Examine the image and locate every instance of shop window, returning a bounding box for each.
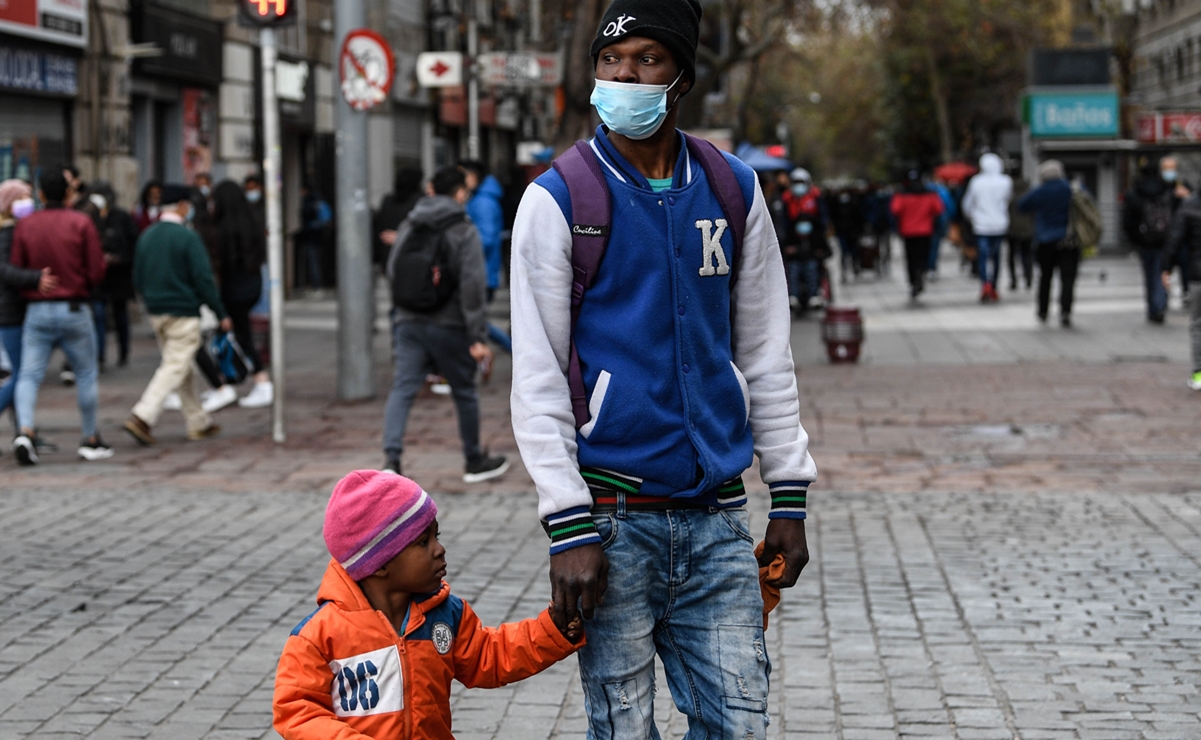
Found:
[0,95,67,182]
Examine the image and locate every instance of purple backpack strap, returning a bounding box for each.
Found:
[683,133,748,289]
[552,140,612,429]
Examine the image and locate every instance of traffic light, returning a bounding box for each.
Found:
[239,0,297,27]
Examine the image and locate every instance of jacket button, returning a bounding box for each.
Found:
[678,305,685,315]
[683,363,690,373]
[668,196,676,206]
[675,248,680,257]
[657,200,663,206]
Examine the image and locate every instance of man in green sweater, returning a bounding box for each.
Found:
[123,185,230,445]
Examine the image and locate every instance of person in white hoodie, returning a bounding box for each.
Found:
[961,152,1013,302]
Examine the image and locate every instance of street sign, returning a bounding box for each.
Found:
[1025,90,1119,138]
[476,52,561,87]
[416,51,463,87]
[339,29,394,111]
[1137,112,1201,144]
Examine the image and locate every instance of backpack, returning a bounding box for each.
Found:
[390,214,464,313]
[551,134,748,429]
[1066,188,1103,252]
[1138,193,1172,245]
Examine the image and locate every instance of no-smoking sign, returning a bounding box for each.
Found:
[340,29,395,111]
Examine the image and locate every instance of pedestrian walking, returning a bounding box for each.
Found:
[1008,176,1036,291]
[272,470,582,740]
[382,166,508,482]
[1164,187,1201,389]
[890,170,945,299]
[89,182,139,370]
[122,185,228,446]
[1123,157,1179,324]
[961,152,1013,302]
[1018,159,1077,327]
[461,160,513,352]
[829,186,863,281]
[510,1,816,735]
[243,173,266,236]
[927,176,955,278]
[200,181,273,412]
[0,179,58,449]
[8,168,111,464]
[372,167,423,272]
[133,180,162,234]
[780,167,828,312]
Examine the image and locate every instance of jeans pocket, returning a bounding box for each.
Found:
[717,624,769,713]
[719,508,754,545]
[593,514,618,550]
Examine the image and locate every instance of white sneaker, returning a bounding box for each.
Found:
[431,383,451,396]
[162,392,182,411]
[201,384,238,413]
[238,381,274,408]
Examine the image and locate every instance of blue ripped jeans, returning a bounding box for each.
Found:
[579,503,770,739]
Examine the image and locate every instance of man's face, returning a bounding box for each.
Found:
[195,174,211,189]
[463,170,480,193]
[375,521,447,595]
[595,36,686,91]
[453,185,469,206]
[1161,157,1178,179]
[147,186,161,206]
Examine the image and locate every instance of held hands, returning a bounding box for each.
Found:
[758,518,809,589]
[549,544,608,642]
[37,268,58,295]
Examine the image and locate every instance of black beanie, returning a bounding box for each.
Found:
[590,0,703,83]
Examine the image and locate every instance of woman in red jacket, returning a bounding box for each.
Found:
[890,170,945,299]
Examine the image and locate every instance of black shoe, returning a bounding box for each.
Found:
[1149,313,1165,325]
[13,435,37,466]
[383,457,402,475]
[463,453,509,483]
[60,367,75,386]
[32,434,58,453]
[78,434,114,461]
[1060,315,1072,328]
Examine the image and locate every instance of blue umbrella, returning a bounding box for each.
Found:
[734,142,792,172]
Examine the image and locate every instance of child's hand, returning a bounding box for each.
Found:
[564,614,584,644]
[551,601,585,643]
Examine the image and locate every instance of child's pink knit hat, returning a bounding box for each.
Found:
[323,470,438,581]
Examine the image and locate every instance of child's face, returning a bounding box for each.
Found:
[379,520,447,594]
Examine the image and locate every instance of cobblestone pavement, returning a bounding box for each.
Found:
[1,249,1200,739]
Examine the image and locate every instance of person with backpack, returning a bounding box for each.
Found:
[381,166,508,483]
[1123,157,1181,324]
[1163,183,1201,390]
[1018,160,1077,327]
[509,1,816,735]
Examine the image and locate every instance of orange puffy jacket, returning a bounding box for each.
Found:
[273,559,579,739]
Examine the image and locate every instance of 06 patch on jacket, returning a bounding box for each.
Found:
[272,560,579,740]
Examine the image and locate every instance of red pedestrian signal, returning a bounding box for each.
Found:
[239,0,296,26]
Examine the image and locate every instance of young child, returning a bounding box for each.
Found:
[273,470,583,739]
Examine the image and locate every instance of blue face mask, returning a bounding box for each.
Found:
[590,72,684,141]
[1163,169,1178,183]
[245,189,262,203]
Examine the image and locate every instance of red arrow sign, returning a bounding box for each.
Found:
[430,60,450,77]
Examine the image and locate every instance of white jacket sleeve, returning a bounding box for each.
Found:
[509,184,594,522]
[732,179,819,486]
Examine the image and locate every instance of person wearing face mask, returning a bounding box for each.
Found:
[509,1,817,736]
[0,179,59,451]
[122,185,230,447]
[1123,157,1182,324]
[780,167,829,312]
[243,173,267,237]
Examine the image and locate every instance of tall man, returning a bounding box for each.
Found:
[509,1,816,736]
[9,169,110,464]
[122,186,228,446]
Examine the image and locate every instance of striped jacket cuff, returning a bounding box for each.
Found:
[545,506,601,555]
[768,482,808,520]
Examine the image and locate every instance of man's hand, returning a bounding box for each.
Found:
[759,518,809,589]
[549,544,608,633]
[469,341,492,363]
[219,317,233,333]
[380,229,397,245]
[37,268,58,295]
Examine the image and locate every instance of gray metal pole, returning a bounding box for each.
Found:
[333,0,375,401]
[261,27,286,444]
[467,14,480,160]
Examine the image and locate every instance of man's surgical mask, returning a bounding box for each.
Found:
[11,198,34,219]
[590,72,684,141]
[246,189,262,204]
[791,184,810,197]
[198,185,211,197]
[1163,169,1178,183]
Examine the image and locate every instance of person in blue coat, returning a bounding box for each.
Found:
[1018,159,1076,327]
[461,161,511,353]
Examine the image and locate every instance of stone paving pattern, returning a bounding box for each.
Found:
[1,248,1200,739]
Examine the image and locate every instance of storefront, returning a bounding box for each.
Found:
[0,0,85,182]
[129,2,221,187]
